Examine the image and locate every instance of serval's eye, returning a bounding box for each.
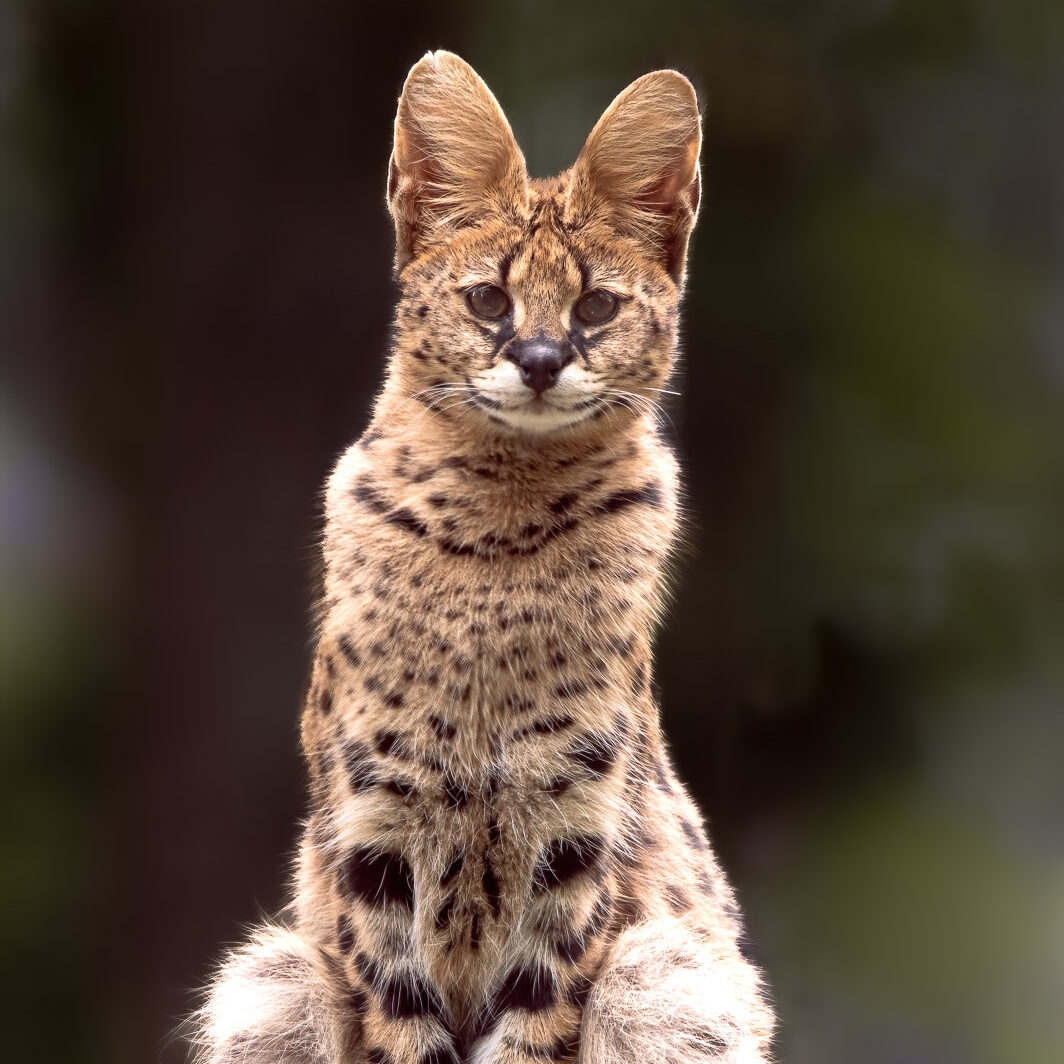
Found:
[573,290,618,325]
[466,284,511,320]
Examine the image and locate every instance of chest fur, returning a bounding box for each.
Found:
[297,426,676,998]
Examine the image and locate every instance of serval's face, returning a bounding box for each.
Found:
[387,53,701,437]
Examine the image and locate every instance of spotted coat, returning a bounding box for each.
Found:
[191,51,774,1064]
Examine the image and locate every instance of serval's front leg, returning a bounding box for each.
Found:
[191,923,359,1064]
[578,918,774,1064]
[338,844,462,1064]
[469,842,617,1064]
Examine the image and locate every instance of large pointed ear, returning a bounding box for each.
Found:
[387,52,528,270]
[566,71,701,282]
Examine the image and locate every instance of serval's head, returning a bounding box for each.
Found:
[386,51,701,436]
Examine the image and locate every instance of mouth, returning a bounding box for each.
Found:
[472,391,601,432]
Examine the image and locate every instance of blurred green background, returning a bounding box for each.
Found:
[2,1,1063,1062]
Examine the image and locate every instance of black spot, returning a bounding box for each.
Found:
[566,732,619,778]
[434,894,456,931]
[470,909,482,950]
[593,481,663,516]
[344,740,379,791]
[381,972,445,1020]
[482,853,501,917]
[511,714,575,741]
[493,963,556,1013]
[352,480,391,514]
[681,820,706,850]
[385,690,405,709]
[544,775,574,797]
[355,950,384,985]
[440,538,479,557]
[555,680,588,699]
[384,778,417,800]
[386,508,429,537]
[418,305,429,317]
[356,953,444,1019]
[417,1048,460,1064]
[665,884,692,914]
[483,770,504,801]
[532,835,605,893]
[367,1048,394,1064]
[553,929,587,964]
[502,694,536,714]
[336,914,355,954]
[428,714,457,740]
[341,847,415,909]
[440,849,464,886]
[337,635,361,668]
[442,775,471,808]
[654,757,673,792]
[374,729,414,758]
[319,688,333,715]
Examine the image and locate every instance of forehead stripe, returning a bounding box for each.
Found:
[573,255,591,294]
[499,250,515,287]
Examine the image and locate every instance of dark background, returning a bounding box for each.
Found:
[3,2,1063,1062]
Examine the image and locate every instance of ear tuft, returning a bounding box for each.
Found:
[388,52,527,270]
[567,70,702,281]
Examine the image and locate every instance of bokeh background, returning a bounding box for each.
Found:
[3,2,1063,1061]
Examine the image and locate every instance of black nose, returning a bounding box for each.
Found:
[505,337,574,395]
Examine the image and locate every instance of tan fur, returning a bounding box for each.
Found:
[192,51,775,1064]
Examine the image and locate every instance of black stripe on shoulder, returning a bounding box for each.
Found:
[592,481,663,516]
[385,508,429,537]
[511,714,575,741]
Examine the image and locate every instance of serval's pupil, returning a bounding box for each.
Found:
[191,50,775,1064]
